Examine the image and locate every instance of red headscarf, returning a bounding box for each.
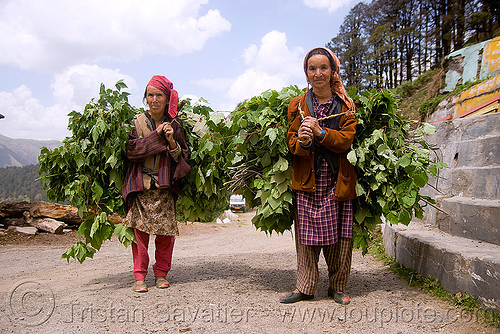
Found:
[303,47,353,111]
[147,75,179,118]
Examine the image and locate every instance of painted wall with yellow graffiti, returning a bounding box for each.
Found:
[454,74,500,118]
[480,36,500,78]
[444,36,500,93]
[444,37,500,118]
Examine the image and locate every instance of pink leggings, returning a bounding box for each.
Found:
[132,228,175,281]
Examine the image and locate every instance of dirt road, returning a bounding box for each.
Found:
[0,211,498,333]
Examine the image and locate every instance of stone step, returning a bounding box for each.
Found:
[383,221,500,311]
[422,113,500,198]
[455,135,500,168]
[427,113,500,148]
[436,196,500,245]
[452,113,500,140]
[452,166,500,199]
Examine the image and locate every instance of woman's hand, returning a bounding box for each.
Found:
[157,122,176,149]
[298,122,313,144]
[302,116,323,137]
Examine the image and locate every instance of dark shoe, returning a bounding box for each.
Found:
[328,287,350,305]
[280,291,314,304]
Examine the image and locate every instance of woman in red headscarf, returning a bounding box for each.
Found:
[280,47,357,305]
[122,75,190,293]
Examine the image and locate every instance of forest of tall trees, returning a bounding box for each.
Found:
[328,0,499,91]
[0,165,48,202]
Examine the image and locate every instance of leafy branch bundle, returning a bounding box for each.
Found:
[39,81,137,263]
[224,86,304,234]
[221,87,446,254]
[347,89,446,252]
[175,99,232,222]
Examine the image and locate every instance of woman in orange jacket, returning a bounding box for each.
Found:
[280,47,357,305]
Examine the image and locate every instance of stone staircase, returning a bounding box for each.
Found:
[383,112,500,311]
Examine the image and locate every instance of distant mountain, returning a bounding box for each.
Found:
[0,134,62,168]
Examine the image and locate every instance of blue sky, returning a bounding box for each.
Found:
[0,0,358,141]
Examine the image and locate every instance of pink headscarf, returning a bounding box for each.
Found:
[147,75,179,118]
[303,47,353,111]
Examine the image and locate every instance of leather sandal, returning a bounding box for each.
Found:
[280,291,314,304]
[328,287,350,305]
[155,277,170,289]
[134,281,148,293]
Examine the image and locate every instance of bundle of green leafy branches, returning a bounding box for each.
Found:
[347,88,446,252]
[223,86,304,234]
[39,81,445,263]
[218,87,446,254]
[39,81,137,263]
[175,98,232,223]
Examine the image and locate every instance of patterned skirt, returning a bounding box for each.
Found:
[123,188,178,236]
[296,159,353,246]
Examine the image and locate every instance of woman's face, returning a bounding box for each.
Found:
[146,85,169,115]
[306,54,333,91]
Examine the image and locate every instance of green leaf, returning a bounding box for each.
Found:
[399,209,412,225]
[114,224,136,248]
[428,165,437,176]
[261,152,271,167]
[436,161,448,169]
[355,182,366,197]
[92,182,104,202]
[75,155,85,169]
[253,178,265,189]
[402,190,417,207]
[377,143,391,156]
[106,154,118,168]
[273,156,289,172]
[347,150,357,165]
[265,128,277,143]
[354,206,372,224]
[62,242,96,264]
[414,123,436,136]
[399,154,411,167]
[386,211,399,225]
[411,170,428,188]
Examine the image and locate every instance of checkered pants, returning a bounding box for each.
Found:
[294,220,353,295]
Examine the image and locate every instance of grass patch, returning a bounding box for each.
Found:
[392,66,490,121]
[368,234,500,328]
[392,68,443,121]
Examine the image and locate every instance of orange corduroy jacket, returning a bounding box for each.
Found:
[287,93,357,201]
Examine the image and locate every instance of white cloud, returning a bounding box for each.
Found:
[0,86,70,140]
[223,31,304,110]
[52,65,138,108]
[195,30,304,111]
[0,65,137,140]
[242,45,258,65]
[0,0,231,72]
[303,0,353,12]
[195,78,234,91]
[226,69,288,106]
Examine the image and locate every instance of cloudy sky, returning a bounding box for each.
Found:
[0,0,357,141]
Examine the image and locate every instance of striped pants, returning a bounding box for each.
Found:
[294,222,353,295]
